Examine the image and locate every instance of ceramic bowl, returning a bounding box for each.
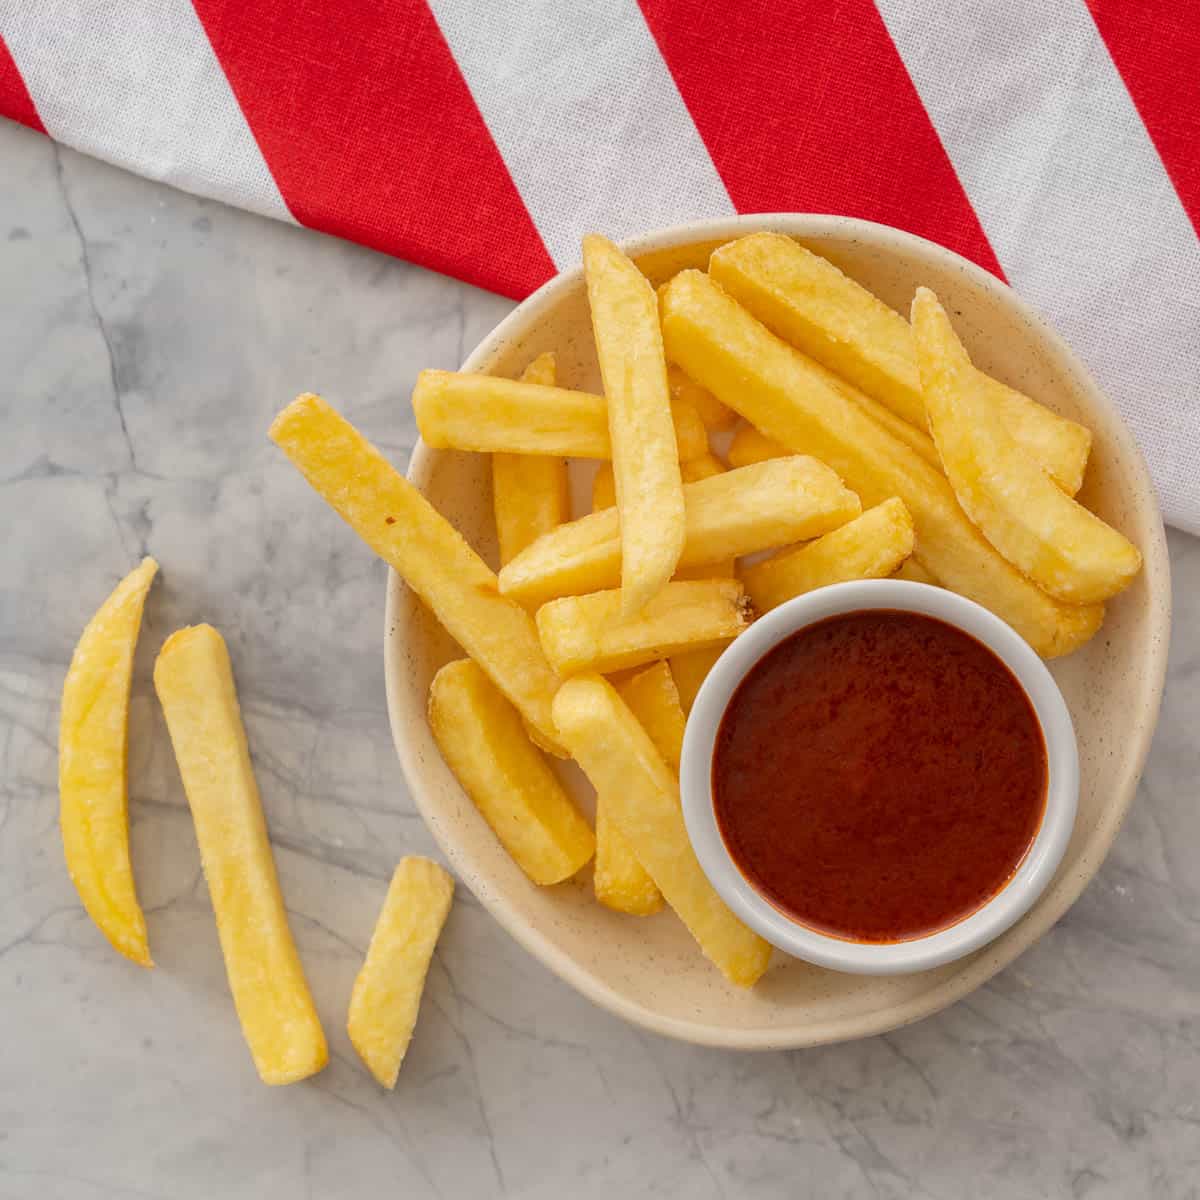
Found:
[384,215,1170,1049]
[680,579,1079,975]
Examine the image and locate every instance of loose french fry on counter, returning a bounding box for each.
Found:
[709,232,1091,493]
[595,662,684,916]
[743,498,915,613]
[154,625,327,1085]
[537,579,751,676]
[583,233,686,614]
[500,457,861,609]
[270,394,565,753]
[413,370,707,462]
[912,289,1141,604]
[669,364,735,431]
[893,558,940,585]
[670,643,730,713]
[347,856,453,1089]
[553,676,771,987]
[659,270,1103,658]
[428,660,594,885]
[59,556,158,967]
[493,352,570,565]
[727,423,789,468]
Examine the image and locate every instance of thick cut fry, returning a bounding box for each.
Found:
[670,643,729,713]
[500,457,861,608]
[669,364,735,431]
[58,556,158,967]
[583,234,686,614]
[710,233,1091,493]
[428,660,594,885]
[743,499,915,613]
[594,663,681,916]
[413,370,706,462]
[270,394,564,753]
[893,558,939,585]
[347,857,453,1089]
[728,424,788,468]
[493,353,570,565]
[537,579,751,676]
[553,677,771,986]
[660,271,1103,658]
[912,289,1141,604]
[154,625,327,1085]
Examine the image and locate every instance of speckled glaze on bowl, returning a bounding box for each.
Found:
[384,215,1170,1050]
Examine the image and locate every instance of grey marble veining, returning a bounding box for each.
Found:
[2,120,1198,1200]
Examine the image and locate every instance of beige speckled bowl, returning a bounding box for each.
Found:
[384,216,1170,1049]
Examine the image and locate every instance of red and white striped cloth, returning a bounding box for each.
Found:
[3,1,1198,531]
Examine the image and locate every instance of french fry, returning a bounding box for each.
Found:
[670,643,730,713]
[583,234,686,614]
[493,353,570,565]
[58,556,158,967]
[270,394,565,753]
[743,498,915,613]
[413,370,707,462]
[153,625,327,1085]
[710,233,1091,493]
[347,857,453,1089]
[660,270,1103,658]
[893,558,939,585]
[591,463,616,512]
[912,289,1141,604]
[597,451,725,516]
[428,660,594,885]
[594,663,684,916]
[553,676,771,986]
[537,579,750,676]
[728,423,789,468]
[680,452,727,484]
[500,457,861,608]
[669,364,735,431]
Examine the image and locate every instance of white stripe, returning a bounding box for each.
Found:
[427,0,734,271]
[2,0,292,223]
[877,0,1200,533]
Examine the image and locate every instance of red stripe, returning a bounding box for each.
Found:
[192,0,554,299]
[1086,0,1200,239]
[637,0,1003,278]
[0,35,46,134]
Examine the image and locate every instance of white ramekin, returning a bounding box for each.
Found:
[679,579,1079,975]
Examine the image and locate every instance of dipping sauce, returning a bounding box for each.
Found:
[712,611,1047,943]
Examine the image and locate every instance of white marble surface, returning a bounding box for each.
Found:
[2,119,1198,1200]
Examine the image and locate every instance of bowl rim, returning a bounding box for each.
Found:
[384,212,1171,1049]
[680,579,1079,975]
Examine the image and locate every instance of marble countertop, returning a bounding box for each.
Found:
[3,120,1198,1200]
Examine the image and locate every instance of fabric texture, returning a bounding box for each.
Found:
[2,0,1197,531]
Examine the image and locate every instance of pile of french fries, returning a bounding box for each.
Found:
[270,230,1142,995]
[59,229,1144,1084]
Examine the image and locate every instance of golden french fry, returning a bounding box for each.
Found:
[58,556,158,967]
[710,233,1091,493]
[660,270,1103,657]
[670,643,729,713]
[500,457,860,608]
[743,498,915,613]
[428,660,594,885]
[537,579,751,676]
[727,424,788,468]
[680,452,727,484]
[413,370,706,462]
[669,364,735,431]
[154,625,327,1085]
[591,463,616,512]
[493,353,570,565]
[912,289,1141,604]
[583,234,686,614]
[893,558,939,585]
[553,676,771,986]
[270,394,565,753]
[347,857,453,1089]
[595,662,683,916]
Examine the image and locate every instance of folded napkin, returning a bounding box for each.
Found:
[2,0,1197,530]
